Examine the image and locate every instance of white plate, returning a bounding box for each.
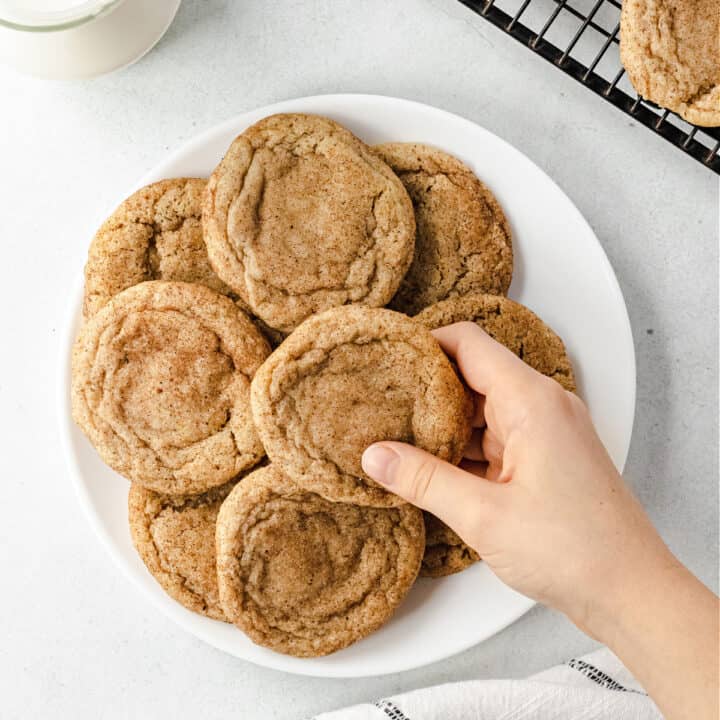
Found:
[59,94,636,678]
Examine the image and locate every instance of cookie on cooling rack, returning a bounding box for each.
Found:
[620,0,720,127]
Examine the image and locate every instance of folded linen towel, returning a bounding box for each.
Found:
[313,648,662,720]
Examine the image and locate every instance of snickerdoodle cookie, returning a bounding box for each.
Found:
[202,113,416,334]
[83,179,234,318]
[373,143,513,315]
[417,293,575,576]
[250,306,472,507]
[620,0,720,127]
[420,512,479,578]
[215,466,425,656]
[72,281,271,495]
[129,479,240,620]
[417,293,576,392]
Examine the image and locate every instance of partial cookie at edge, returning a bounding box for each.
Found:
[620,0,720,127]
[129,479,240,621]
[83,178,234,319]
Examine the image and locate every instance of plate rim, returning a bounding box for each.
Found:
[58,92,635,678]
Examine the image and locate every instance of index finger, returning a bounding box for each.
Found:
[432,322,536,397]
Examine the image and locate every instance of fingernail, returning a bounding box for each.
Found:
[361,445,400,486]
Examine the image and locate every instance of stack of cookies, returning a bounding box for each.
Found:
[71,113,575,657]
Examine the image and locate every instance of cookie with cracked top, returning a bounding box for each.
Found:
[374,143,513,316]
[83,178,234,319]
[417,292,576,577]
[202,113,416,334]
[416,293,576,392]
[128,479,240,621]
[72,281,271,495]
[421,511,480,578]
[250,306,473,507]
[620,0,719,127]
[215,465,425,656]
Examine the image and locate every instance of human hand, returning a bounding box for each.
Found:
[361,321,673,636]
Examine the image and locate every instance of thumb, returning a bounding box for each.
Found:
[361,441,499,540]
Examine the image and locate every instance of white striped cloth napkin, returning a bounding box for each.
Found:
[313,648,662,720]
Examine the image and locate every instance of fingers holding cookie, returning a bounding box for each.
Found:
[249,306,473,508]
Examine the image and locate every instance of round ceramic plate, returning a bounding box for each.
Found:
[60,94,636,678]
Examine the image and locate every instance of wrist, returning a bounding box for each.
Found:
[570,547,719,720]
[572,541,681,645]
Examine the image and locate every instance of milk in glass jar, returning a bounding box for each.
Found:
[0,0,181,79]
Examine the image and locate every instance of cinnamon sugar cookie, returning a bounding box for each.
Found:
[202,113,415,333]
[620,0,720,126]
[374,143,512,315]
[250,306,472,507]
[417,293,575,392]
[83,179,234,318]
[129,480,239,620]
[215,466,424,656]
[72,281,270,494]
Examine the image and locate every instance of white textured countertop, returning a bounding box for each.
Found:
[0,1,717,717]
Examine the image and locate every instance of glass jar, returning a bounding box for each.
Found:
[0,0,182,79]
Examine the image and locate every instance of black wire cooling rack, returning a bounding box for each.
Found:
[458,0,720,174]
